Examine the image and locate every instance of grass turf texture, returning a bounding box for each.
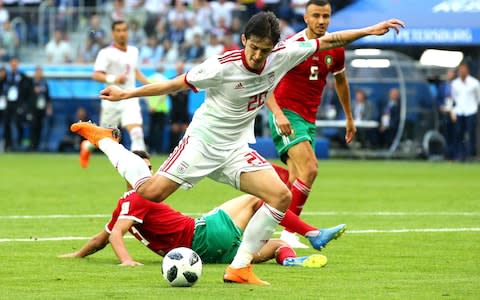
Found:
[0,153,479,299]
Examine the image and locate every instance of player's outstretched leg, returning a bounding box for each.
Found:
[280,230,309,249]
[307,224,346,250]
[70,121,121,147]
[283,254,328,268]
[223,265,270,285]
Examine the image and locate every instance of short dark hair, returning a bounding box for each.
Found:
[132,150,150,160]
[111,20,127,30]
[306,0,330,8]
[244,11,280,46]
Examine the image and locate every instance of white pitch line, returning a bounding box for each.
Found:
[2,228,480,243]
[2,211,480,219]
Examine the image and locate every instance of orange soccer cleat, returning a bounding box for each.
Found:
[79,140,91,168]
[223,265,270,285]
[70,121,120,147]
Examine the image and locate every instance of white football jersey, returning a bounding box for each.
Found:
[185,39,319,147]
[94,45,139,90]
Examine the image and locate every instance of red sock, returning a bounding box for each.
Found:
[280,209,316,236]
[289,179,311,216]
[275,245,296,265]
[271,163,291,188]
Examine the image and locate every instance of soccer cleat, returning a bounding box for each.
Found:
[283,254,328,268]
[79,140,91,168]
[280,230,309,249]
[223,265,270,285]
[307,224,346,251]
[70,121,120,147]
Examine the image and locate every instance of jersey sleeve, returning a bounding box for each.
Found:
[185,57,223,92]
[93,48,108,72]
[283,39,319,69]
[105,200,122,233]
[116,193,150,224]
[332,48,346,75]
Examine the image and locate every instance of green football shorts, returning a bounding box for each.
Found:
[191,208,243,264]
[268,109,316,162]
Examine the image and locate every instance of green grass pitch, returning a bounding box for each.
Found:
[0,153,479,299]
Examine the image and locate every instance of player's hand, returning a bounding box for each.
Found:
[100,86,128,101]
[119,260,144,267]
[368,19,405,36]
[116,74,127,84]
[345,118,356,144]
[275,112,293,136]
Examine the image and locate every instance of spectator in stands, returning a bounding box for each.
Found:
[291,0,308,30]
[279,18,295,41]
[3,56,33,151]
[379,87,401,148]
[144,0,170,37]
[146,66,170,154]
[138,35,163,65]
[184,18,204,47]
[222,32,240,53]
[168,18,186,47]
[168,0,194,25]
[45,30,73,64]
[108,0,126,22]
[29,66,52,151]
[204,34,224,57]
[184,33,205,63]
[0,65,6,149]
[0,20,19,62]
[87,14,107,46]
[451,62,480,161]
[168,61,189,152]
[230,16,243,46]
[352,88,377,148]
[128,19,146,47]
[0,0,9,29]
[125,0,147,29]
[437,68,457,160]
[193,0,214,34]
[210,0,236,29]
[58,106,89,152]
[159,38,180,64]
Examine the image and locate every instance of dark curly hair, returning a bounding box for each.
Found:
[244,11,281,46]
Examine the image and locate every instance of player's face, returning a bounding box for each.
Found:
[242,35,274,70]
[112,23,129,48]
[304,4,331,38]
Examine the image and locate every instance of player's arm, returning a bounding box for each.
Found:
[58,230,110,258]
[266,94,292,136]
[100,74,189,102]
[135,68,150,85]
[92,71,126,85]
[334,71,356,144]
[109,219,143,266]
[317,19,405,51]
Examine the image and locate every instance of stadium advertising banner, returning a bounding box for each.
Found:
[329,0,480,45]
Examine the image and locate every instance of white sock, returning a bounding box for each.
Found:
[129,127,146,151]
[230,203,285,268]
[98,138,151,188]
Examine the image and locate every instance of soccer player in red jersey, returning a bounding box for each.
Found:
[267,0,356,248]
[59,151,344,268]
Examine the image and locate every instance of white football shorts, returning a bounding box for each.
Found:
[157,135,272,189]
[100,98,143,128]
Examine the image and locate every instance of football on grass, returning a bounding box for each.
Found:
[162,247,202,287]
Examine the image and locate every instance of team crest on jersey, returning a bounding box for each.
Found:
[177,161,190,174]
[325,55,333,66]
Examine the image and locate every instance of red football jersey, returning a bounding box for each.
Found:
[274,30,346,123]
[106,191,195,256]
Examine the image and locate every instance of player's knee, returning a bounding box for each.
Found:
[275,186,292,211]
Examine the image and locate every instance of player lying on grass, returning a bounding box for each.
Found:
[59,150,345,267]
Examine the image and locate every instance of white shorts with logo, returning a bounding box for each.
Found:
[157,135,272,190]
[100,98,143,128]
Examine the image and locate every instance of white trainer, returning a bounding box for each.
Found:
[279,230,309,249]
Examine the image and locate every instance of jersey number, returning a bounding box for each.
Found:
[309,66,319,81]
[247,92,268,111]
[245,151,267,165]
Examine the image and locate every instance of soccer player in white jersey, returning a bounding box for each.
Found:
[71,12,404,284]
[79,20,150,168]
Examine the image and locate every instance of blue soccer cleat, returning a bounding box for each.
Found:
[283,254,328,268]
[307,224,346,250]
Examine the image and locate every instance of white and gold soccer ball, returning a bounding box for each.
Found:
[162,247,202,287]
